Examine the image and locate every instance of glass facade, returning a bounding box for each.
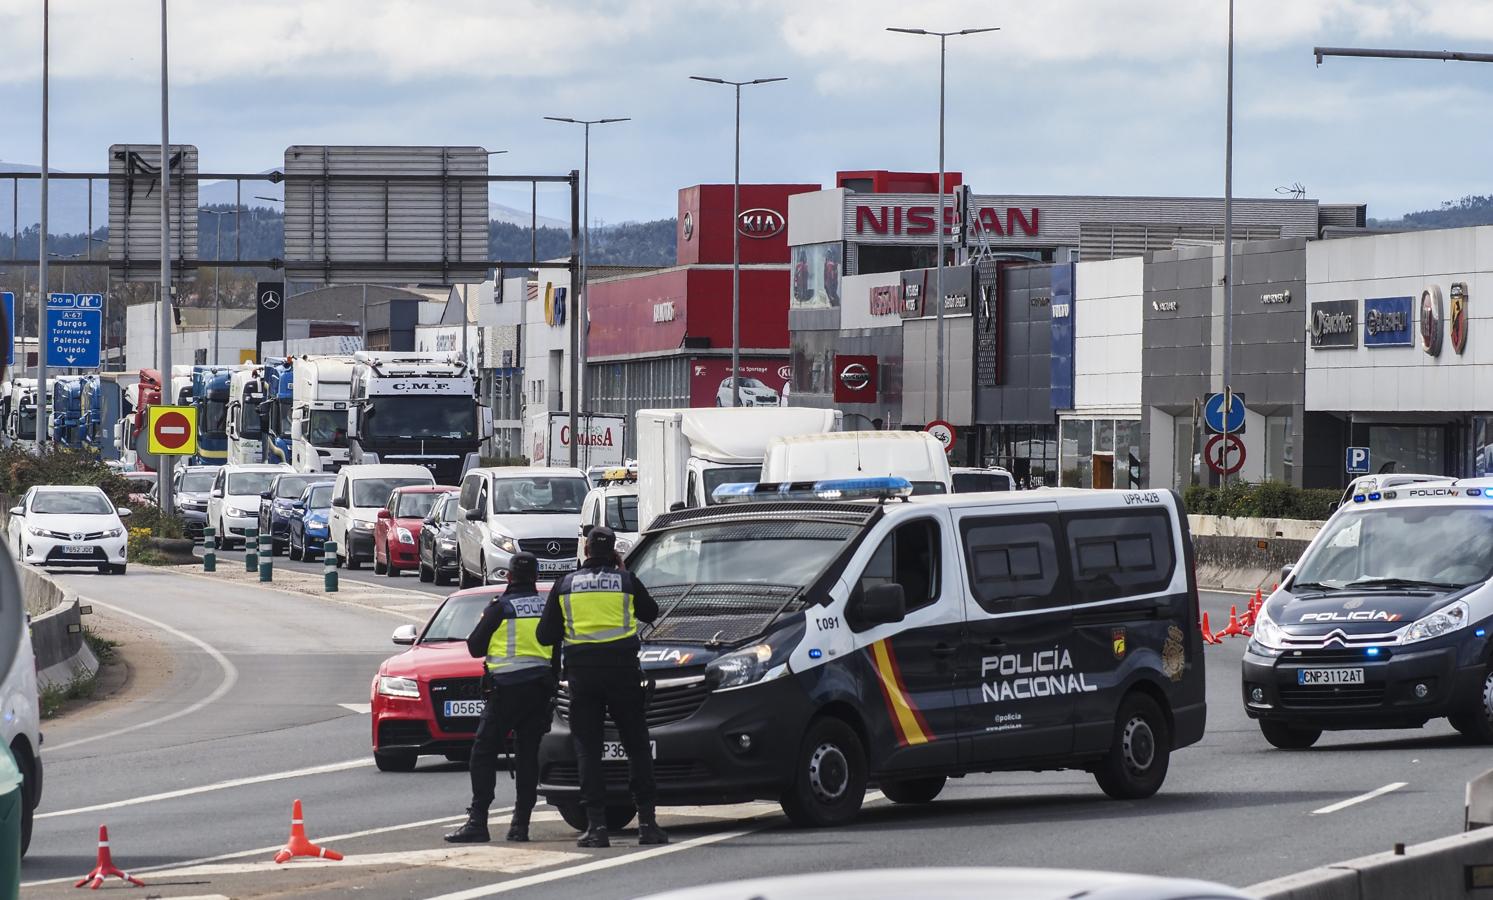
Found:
[1369,424,1446,476]
[1060,417,1144,489]
[981,424,1058,488]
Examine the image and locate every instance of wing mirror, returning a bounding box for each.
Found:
[211,489,224,499]
[669,501,687,512]
[117,508,132,518]
[377,509,392,520]
[260,490,272,499]
[581,523,594,537]
[391,624,418,646]
[332,496,349,508]
[292,501,306,511]
[7,506,21,517]
[465,508,485,521]
[1280,564,1294,584]
[854,583,906,628]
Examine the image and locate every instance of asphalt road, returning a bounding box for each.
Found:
[17,566,1493,899]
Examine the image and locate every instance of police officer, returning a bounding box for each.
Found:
[446,551,555,844]
[537,525,666,848]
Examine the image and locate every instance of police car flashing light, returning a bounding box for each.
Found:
[711,476,914,505]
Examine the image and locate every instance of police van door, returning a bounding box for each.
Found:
[954,502,1077,761]
[844,513,962,771]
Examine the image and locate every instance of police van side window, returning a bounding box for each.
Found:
[1062,510,1176,603]
[961,515,1063,614]
[853,519,941,622]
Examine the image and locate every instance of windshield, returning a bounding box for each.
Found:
[394,491,443,518]
[238,399,262,438]
[354,477,431,508]
[180,471,216,492]
[436,495,458,522]
[491,477,588,514]
[200,399,228,438]
[1293,505,1493,590]
[18,408,35,433]
[606,495,638,531]
[309,409,349,447]
[952,472,1011,493]
[32,491,114,515]
[273,398,292,434]
[702,466,761,505]
[227,471,279,496]
[421,594,488,642]
[366,396,474,441]
[631,520,859,589]
[306,484,333,508]
[275,474,327,499]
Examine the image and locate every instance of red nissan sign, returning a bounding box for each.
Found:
[854,204,1040,238]
[833,354,879,404]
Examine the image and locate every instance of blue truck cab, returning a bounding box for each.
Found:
[258,358,295,465]
[191,366,233,466]
[80,375,124,462]
[49,378,85,449]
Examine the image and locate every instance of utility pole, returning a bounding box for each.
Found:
[37,0,49,448]
[158,0,176,516]
[1220,0,1235,487]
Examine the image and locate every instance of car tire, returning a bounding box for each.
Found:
[374,750,417,773]
[97,565,109,575]
[1258,720,1322,750]
[386,557,401,578]
[15,744,34,856]
[479,554,489,586]
[879,775,946,805]
[458,554,475,589]
[373,552,387,575]
[419,561,433,583]
[553,802,636,833]
[289,533,304,561]
[109,564,127,576]
[780,716,867,828]
[1093,692,1172,800]
[1449,668,1493,744]
[435,566,453,587]
[555,802,589,832]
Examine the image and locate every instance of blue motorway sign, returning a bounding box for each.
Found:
[1346,446,1371,475]
[46,293,102,368]
[1203,391,1246,435]
[1,292,12,367]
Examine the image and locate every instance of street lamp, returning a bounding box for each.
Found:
[202,208,239,366]
[543,116,628,422]
[887,26,997,425]
[689,75,786,408]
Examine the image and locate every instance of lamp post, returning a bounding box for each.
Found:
[689,76,786,407]
[201,208,237,366]
[158,0,175,516]
[887,26,997,424]
[543,117,627,424]
[37,0,50,447]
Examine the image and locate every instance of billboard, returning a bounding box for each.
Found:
[688,357,791,408]
[107,144,199,282]
[790,242,842,309]
[1049,263,1075,408]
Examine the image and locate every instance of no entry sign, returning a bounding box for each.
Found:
[147,405,198,456]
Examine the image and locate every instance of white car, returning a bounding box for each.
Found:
[0,544,41,855]
[329,463,436,569]
[951,465,1016,493]
[715,376,779,407]
[455,466,589,586]
[6,485,130,574]
[577,471,640,566]
[207,462,291,549]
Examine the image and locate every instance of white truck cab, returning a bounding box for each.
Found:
[762,431,953,495]
[226,368,265,464]
[291,356,355,474]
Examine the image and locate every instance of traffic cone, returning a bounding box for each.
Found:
[273,799,343,864]
[1221,605,1243,638]
[1201,612,1221,645]
[74,824,145,889]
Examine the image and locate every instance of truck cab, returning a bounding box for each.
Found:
[49,376,86,449]
[4,379,38,450]
[346,351,489,484]
[190,366,234,465]
[227,368,265,464]
[762,431,953,496]
[115,369,163,471]
[256,357,295,466]
[290,356,354,474]
[80,374,126,463]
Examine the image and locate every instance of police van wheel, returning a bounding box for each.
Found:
[879,775,946,805]
[1258,720,1322,750]
[555,802,589,831]
[374,750,417,773]
[1449,669,1493,744]
[1094,694,1171,800]
[781,717,867,828]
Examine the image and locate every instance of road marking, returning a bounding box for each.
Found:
[1311,782,1408,815]
[389,602,439,611]
[149,845,586,877]
[339,702,372,714]
[38,758,372,819]
[45,595,240,753]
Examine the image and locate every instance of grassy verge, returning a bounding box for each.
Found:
[39,627,121,719]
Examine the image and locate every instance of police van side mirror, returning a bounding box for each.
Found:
[853,583,906,629]
[1280,565,1294,584]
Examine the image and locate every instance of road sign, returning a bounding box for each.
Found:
[1202,391,1246,435]
[1204,433,1245,475]
[1346,446,1371,475]
[45,293,102,368]
[147,405,198,456]
[1,292,12,367]
[926,420,957,454]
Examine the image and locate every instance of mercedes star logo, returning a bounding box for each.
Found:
[546,540,561,555]
[260,290,282,310]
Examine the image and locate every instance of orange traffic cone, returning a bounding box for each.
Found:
[1220,605,1243,637]
[1201,612,1221,645]
[74,824,145,889]
[273,799,343,864]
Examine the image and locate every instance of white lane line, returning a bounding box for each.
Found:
[38,758,371,819]
[44,595,240,753]
[339,702,373,714]
[141,845,585,878]
[1311,782,1408,815]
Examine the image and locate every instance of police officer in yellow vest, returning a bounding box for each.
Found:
[537,525,666,848]
[446,551,555,843]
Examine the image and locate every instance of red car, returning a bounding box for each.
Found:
[373,484,456,577]
[370,582,553,772]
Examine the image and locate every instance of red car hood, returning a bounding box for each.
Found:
[379,640,483,680]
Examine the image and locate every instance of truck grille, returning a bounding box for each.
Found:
[520,538,578,560]
[429,677,484,734]
[555,676,711,731]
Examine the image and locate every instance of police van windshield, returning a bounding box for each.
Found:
[630,520,860,589]
[1292,504,1493,591]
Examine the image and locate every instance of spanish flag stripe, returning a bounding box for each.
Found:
[869,639,932,746]
[881,636,934,738]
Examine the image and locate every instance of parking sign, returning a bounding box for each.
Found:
[1346,447,1370,475]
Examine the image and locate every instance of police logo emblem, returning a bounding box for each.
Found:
[1162,626,1186,682]
[1111,627,1126,660]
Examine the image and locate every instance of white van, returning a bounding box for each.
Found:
[455,466,589,587]
[330,464,435,569]
[0,548,40,855]
[761,431,952,495]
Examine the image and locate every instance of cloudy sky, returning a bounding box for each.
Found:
[0,0,1490,226]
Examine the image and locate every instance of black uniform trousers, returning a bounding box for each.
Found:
[567,666,656,816]
[469,677,554,819]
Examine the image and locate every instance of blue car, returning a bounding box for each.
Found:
[259,473,334,554]
[288,482,334,560]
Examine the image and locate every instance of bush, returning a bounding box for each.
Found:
[480,455,530,467]
[126,502,185,539]
[1181,481,1340,522]
[0,446,132,506]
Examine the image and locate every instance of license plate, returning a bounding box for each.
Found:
[64,544,91,555]
[538,558,573,573]
[1297,668,1365,686]
[444,700,484,718]
[601,740,656,761]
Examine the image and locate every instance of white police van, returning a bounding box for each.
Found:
[537,477,1205,828]
[1244,479,1493,748]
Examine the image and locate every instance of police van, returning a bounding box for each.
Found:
[1244,480,1493,748]
[536,478,1205,828]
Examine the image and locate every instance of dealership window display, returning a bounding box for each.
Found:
[1060,418,1144,489]
[1369,425,1446,476]
[790,243,843,310]
[981,424,1058,488]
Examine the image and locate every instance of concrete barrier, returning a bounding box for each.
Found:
[1188,515,1325,593]
[1250,818,1493,900]
[19,565,98,690]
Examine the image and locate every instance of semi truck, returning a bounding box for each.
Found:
[346,351,488,483]
[226,368,265,464]
[257,357,295,465]
[0,379,37,449]
[289,356,354,473]
[114,369,163,471]
[49,377,86,449]
[634,407,842,530]
[80,374,129,463]
[189,366,234,466]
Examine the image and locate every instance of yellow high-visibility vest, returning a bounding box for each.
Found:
[559,570,638,644]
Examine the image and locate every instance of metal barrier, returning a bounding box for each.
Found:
[258,531,272,583]
[323,541,338,592]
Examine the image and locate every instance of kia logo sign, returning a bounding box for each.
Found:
[839,362,871,392]
[738,208,785,239]
[777,365,792,381]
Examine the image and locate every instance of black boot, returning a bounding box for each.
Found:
[637,807,669,846]
[444,807,490,844]
[506,810,531,843]
[577,809,610,848]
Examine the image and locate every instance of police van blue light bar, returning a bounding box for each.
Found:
[711,476,914,505]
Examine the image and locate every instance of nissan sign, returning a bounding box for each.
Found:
[737,208,785,239]
[833,354,878,404]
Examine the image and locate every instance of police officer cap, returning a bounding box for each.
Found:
[508,551,539,583]
[586,525,617,558]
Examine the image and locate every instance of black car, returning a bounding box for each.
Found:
[259,472,334,554]
[418,493,461,585]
